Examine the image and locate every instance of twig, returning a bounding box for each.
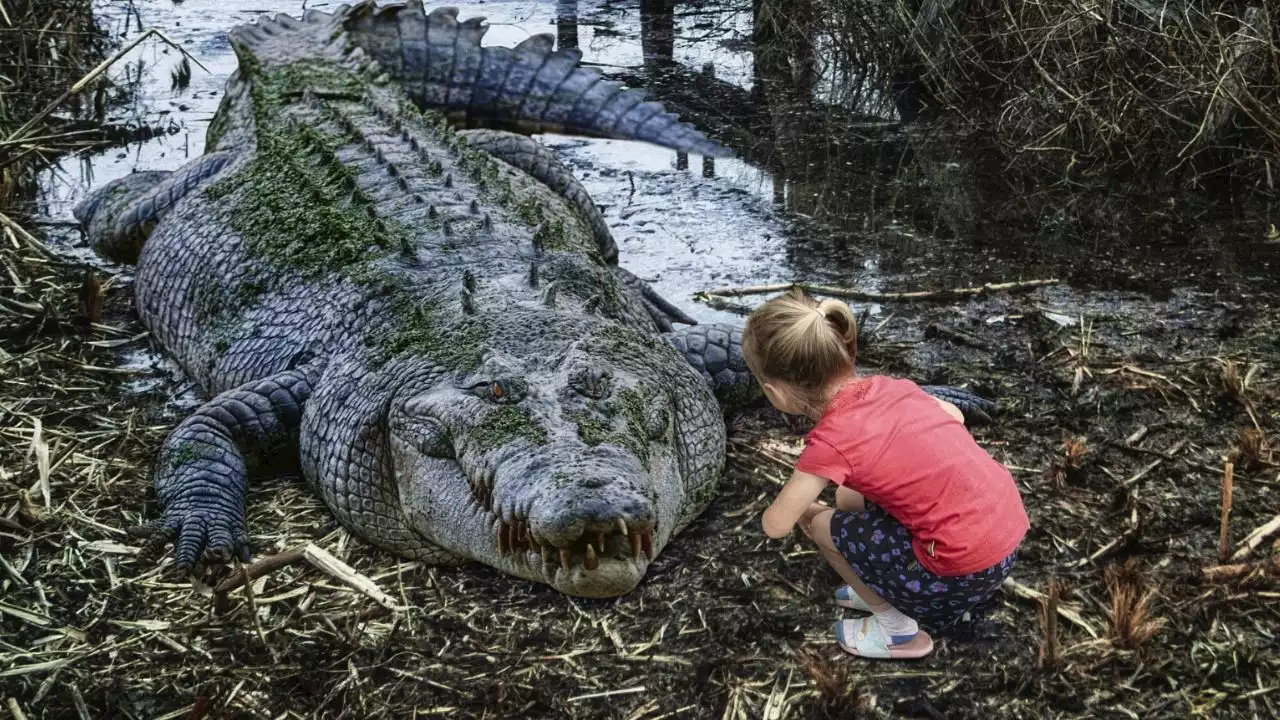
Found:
[1219,461,1234,563]
[213,547,306,594]
[213,544,403,611]
[236,560,272,653]
[1002,578,1099,638]
[1119,439,1187,489]
[696,278,1059,303]
[6,28,209,144]
[1202,555,1280,583]
[300,543,405,612]
[0,211,59,260]
[1233,513,1280,561]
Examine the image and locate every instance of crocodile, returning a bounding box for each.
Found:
[74,1,994,598]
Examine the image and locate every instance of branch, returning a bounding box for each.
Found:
[6,28,209,144]
[696,278,1059,303]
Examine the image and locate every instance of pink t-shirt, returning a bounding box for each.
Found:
[795,376,1028,576]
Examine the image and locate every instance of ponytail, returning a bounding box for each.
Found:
[741,288,859,397]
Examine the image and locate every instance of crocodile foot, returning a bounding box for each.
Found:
[920,385,997,426]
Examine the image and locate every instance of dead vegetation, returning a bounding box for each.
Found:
[894,0,1280,195]
[1104,560,1167,651]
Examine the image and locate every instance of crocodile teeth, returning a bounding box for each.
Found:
[541,544,551,565]
[559,548,571,572]
[617,519,628,537]
[584,544,599,571]
[630,532,642,559]
[642,532,654,561]
[596,531,606,554]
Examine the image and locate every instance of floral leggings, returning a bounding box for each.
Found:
[829,503,1017,632]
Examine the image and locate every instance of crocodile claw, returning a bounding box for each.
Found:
[130,507,251,571]
[920,385,997,426]
[614,266,697,333]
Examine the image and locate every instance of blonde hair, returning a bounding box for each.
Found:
[742,288,858,403]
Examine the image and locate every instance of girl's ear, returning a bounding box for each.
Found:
[762,382,797,414]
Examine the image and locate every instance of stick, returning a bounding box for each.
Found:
[696,278,1060,303]
[1202,555,1280,583]
[6,28,209,144]
[300,543,404,612]
[0,211,58,260]
[6,697,28,720]
[213,544,404,611]
[1002,578,1099,638]
[1233,513,1280,561]
[213,547,306,594]
[1219,461,1234,563]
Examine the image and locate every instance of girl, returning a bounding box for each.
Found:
[742,289,1028,660]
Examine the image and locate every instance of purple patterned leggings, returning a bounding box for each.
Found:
[829,502,1017,632]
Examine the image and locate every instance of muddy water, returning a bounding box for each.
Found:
[33,0,1279,390]
[36,0,807,326]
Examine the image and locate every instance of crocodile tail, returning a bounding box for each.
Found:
[338,1,730,157]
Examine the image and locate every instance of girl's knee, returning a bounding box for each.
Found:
[810,509,837,550]
[835,486,865,512]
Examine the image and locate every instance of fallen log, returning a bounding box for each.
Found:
[697,278,1059,303]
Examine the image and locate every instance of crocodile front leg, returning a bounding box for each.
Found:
[665,323,997,425]
[134,362,322,569]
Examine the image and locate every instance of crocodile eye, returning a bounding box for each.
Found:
[476,378,525,404]
[570,363,612,399]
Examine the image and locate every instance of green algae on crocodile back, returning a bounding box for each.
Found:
[70,1,996,599]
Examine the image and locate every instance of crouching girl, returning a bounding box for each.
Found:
[742,289,1028,659]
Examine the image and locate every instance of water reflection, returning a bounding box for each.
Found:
[619,0,1277,292]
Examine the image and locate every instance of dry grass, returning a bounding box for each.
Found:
[1047,436,1091,487]
[0,0,118,207]
[898,0,1280,192]
[1105,560,1168,651]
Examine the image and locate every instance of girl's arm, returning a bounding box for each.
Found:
[761,469,829,539]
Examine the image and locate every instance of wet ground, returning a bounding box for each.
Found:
[4,0,1280,718]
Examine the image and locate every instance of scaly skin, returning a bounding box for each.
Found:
[75,1,995,598]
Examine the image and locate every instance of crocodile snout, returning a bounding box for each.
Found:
[486,458,666,596]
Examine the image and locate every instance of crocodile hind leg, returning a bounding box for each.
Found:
[664,323,997,425]
[132,361,321,570]
[458,128,696,331]
[74,150,238,263]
